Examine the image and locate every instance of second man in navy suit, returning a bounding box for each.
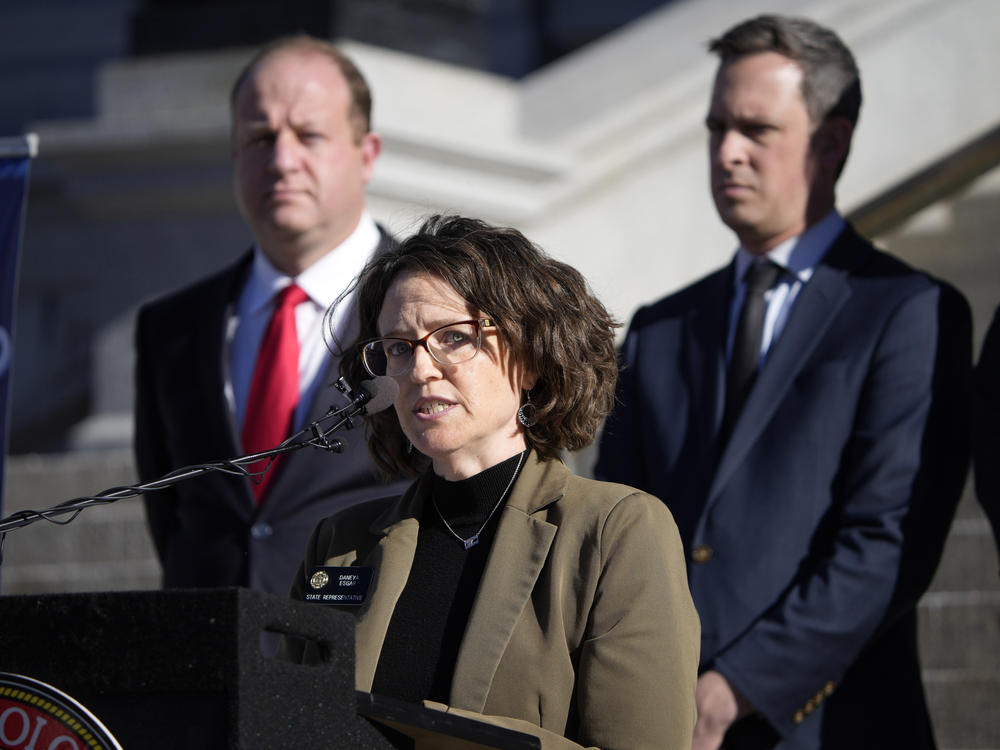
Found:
[596,14,971,750]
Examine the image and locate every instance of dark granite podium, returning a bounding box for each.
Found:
[0,588,540,749]
[0,588,388,748]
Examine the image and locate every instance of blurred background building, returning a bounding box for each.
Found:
[1,1,998,746]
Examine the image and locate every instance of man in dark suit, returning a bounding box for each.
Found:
[596,15,971,750]
[135,36,406,595]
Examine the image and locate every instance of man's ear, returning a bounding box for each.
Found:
[814,116,853,173]
[359,132,382,184]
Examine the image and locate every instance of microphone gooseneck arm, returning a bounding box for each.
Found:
[0,377,397,556]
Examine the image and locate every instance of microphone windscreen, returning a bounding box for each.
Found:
[360,377,399,415]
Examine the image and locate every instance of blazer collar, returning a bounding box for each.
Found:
[709,224,870,498]
[353,451,564,708]
[365,450,568,532]
[352,477,424,692]
[684,266,734,448]
[452,453,563,711]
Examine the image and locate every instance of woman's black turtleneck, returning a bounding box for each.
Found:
[370,451,526,704]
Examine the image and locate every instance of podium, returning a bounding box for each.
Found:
[0,588,540,749]
[0,588,389,748]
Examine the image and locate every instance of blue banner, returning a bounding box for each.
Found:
[0,134,37,515]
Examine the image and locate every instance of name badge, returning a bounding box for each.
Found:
[304,566,373,605]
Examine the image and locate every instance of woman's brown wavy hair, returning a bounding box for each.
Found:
[332,215,620,478]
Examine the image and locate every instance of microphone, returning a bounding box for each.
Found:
[0,376,402,540]
[312,376,397,431]
[358,376,398,415]
[303,376,398,454]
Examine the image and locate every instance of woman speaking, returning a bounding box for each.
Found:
[289,216,698,749]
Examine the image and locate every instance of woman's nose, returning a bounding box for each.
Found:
[408,343,441,381]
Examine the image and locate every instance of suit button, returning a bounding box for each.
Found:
[824,681,835,696]
[251,522,273,540]
[692,544,713,563]
[793,710,805,724]
[804,699,816,713]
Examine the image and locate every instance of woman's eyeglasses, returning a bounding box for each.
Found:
[359,318,497,377]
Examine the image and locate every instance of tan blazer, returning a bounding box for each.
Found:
[290,452,700,749]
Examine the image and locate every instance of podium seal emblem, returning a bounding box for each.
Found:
[0,672,122,749]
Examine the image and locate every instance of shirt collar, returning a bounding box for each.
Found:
[244,212,380,312]
[733,210,845,288]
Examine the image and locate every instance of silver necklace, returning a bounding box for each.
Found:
[432,451,526,550]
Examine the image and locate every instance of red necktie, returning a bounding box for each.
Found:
[242,283,309,502]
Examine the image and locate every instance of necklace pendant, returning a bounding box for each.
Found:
[463,535,479,550]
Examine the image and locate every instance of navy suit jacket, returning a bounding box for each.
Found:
[134,229,408,595]
[596,224,972,749]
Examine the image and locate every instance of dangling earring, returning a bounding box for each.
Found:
[518,394,537,428]
[406,439,414,455]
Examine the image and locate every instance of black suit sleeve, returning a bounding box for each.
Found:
[974,302,1000,573]
[133,304,179,566]
[594,308,647,485]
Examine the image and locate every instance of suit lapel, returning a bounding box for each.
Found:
[194,255,252,465]
[259,286,365,509]
[709,228,869,499]
[684,267,732,450]
[302,288,362,426]
[254,226,395,505]
[448,454,561,712]
[261,352,339,505]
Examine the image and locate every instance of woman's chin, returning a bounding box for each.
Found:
[406,433,454,463]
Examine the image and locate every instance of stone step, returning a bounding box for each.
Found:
[918,594,1000,670]
[1,450,160,594]
[1,556,161,595]
[930,516,1000,591]
[924,671,1000,750]
[954,487,989,521]
[1,499,155,568]
[888,185,1000,271]
[3,449,138,509]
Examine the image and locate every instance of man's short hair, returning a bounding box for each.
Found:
[709,15,862,129]
[230,34,373,143]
